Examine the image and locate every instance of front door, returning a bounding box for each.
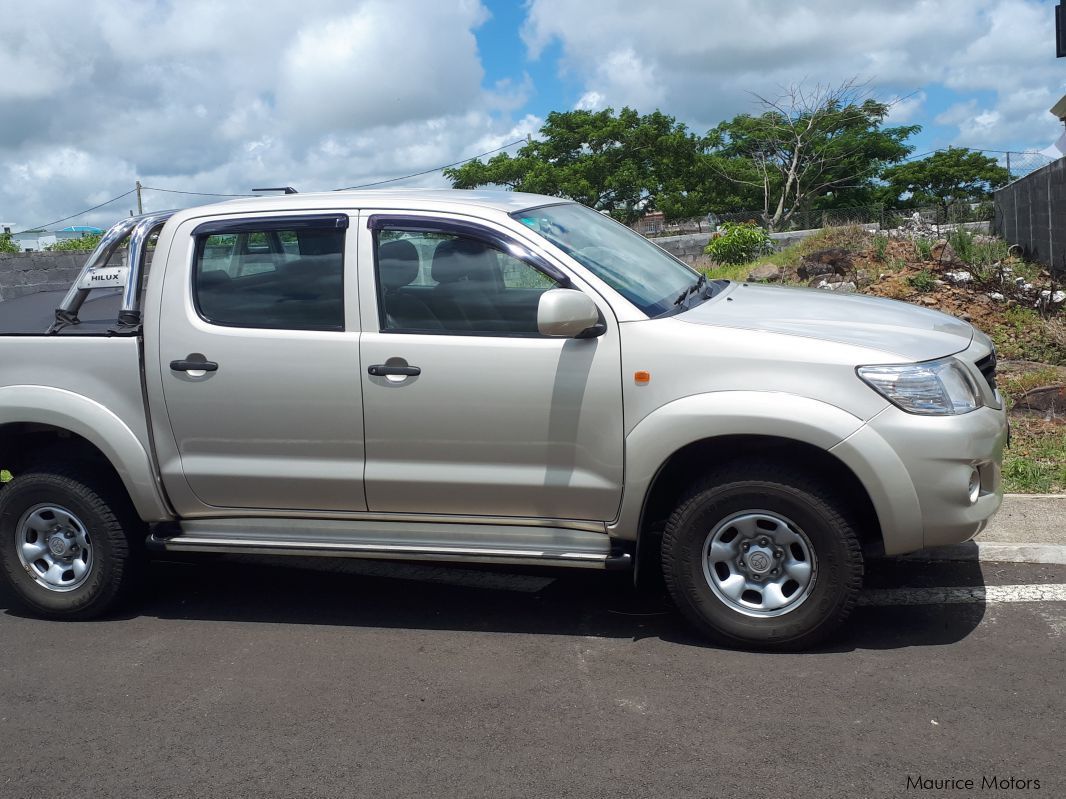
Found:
[157,213,366,513]
[358,213,624,521]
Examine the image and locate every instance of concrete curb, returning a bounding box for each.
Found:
[893,542,1066,565]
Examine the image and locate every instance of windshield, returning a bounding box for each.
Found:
[512,203,699,317]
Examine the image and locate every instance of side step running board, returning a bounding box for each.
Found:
[147,518,631,571]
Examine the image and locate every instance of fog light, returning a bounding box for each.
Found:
[968,467,981,505]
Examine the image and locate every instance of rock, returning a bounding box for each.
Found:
[1036,289,1066,310]
[988,292,1006,302]
[828,281,857,293]
[854,269,873,288]
[808,277,829,289]
[944,270,973,285]
[931,241,960,264]
[919,296,938,305]
[747,263,782,282]
[1014,384,1066,419]
[798,247,852,280]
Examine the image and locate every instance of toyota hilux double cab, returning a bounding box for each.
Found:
[0,190,1007,649]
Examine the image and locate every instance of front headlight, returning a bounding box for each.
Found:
[857,357,981,415]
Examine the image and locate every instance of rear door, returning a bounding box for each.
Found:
[156,213,366,513]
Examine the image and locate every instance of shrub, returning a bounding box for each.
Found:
[0,233,17,254]
[907,269,936,292]
[913,237,933,261]
[46,234,102,252]
[704,222,774,265]
[872,234,888,261]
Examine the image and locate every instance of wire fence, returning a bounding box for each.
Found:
[639,148,1055,237]
[643,202,996,238]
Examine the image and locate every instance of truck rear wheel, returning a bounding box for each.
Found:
[661,462,863,650]
[0,468,144,619]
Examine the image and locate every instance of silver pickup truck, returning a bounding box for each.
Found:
[0,190,1007,649]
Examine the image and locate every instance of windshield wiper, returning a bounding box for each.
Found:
[674,273,706,307]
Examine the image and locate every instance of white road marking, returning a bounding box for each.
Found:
[893,543,1066,565]
[860,583,1066,606]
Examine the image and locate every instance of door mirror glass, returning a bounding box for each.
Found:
[537,289,602,338]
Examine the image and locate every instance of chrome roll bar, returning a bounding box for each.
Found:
[52,210,176,332]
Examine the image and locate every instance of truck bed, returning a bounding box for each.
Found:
[0,290,123,335]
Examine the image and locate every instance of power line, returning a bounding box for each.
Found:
[334,138,527,191]
[140,185,254,198]
[10,188,137,236]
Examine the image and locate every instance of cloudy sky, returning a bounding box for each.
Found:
[1,0,1063,230]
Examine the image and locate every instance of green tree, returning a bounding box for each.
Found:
[0,233,18,254]
[445,108,708,223]
[880,147,1009,217]
[707,80,919,230]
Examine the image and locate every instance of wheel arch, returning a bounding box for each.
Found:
[0,386,172,521]
[632,434,884,583]
[608,392,888,585]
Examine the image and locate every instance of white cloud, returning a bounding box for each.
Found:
[0,0,525,230]
[523,0,1066,148]
[885,92,926,125]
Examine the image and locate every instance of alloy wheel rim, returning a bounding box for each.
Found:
[702,511,817,618]
[15,504,93,592]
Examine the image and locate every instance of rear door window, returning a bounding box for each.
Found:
[193,217,347,331]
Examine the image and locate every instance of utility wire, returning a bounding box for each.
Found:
[9,188,136,236]
[334,138,527,191]
[140,185,255,198]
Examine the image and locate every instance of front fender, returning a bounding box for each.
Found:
[608,391,887,541]
[0,385,171,521]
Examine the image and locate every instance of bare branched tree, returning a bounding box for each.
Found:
[708,79,918,231]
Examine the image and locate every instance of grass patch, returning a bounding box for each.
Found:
[907,269,936,292]
[990,308,1066,365]
[913,237,933,261]
[705,223,872,280]
[1003,418,1066,493]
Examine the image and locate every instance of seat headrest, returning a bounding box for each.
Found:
[199,269,232,287]
[378,239,421,290]
[431,238,497,284]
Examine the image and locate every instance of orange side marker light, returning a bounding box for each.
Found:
[634,370,651,385]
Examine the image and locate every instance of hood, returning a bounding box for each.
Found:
[678,282,973,362]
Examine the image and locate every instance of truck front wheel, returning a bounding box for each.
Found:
[661,462,863,650]
[0,469,144,619]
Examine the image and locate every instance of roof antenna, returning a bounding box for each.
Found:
[252,187,298,194]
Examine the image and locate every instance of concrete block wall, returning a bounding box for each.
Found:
[650,227,843,263]
[0,251,89,301]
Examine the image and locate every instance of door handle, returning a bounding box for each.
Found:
[368,364,421,377]
[170,355,219,372]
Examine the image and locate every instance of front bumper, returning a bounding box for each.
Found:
[830,402,1009,555]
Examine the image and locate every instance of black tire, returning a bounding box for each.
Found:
[661,461,863,651]
[0,467,145,619]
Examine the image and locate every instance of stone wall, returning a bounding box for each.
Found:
[0,250,88,301]
[649,227,851,265]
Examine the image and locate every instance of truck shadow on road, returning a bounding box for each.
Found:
[0,550,988,652]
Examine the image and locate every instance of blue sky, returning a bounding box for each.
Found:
[1,0,1064,228]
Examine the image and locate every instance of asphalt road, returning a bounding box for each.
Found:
[1,555,1063,799]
